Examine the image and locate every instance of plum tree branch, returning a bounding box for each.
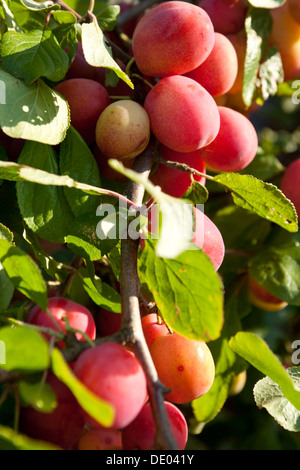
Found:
[119,142,179,450]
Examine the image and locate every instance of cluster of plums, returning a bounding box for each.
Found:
[20,297,215,450]
[17,0,300,450]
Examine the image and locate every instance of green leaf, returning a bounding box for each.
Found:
[213,173,298,232]
[138,239,224,342]
[247,241,300,306]
[0,325,50,371]
[19,0,61,11]
[242,6,283,107]
[214,205,271,253]
[18,379,57,412]
[23,228,66,280]
[254,367,300,432]
[81,18,133,89]
[247,0,286,7]
[16,141,74,243]
[1,29,69,84]
[0,425,61,450]
[96,4,120,31]
[59,127,101,217]
[0,223,13,242]
[66,211,119,261]
[258,45,284,101]
[0,239,48,309]
[192,292,245,423]
[229,332,300,411]
[9,0,49,31]
[243,7,270,107]
[1,0,22,32]
[239,146,284,181]
[181,178,209,205]
[0,263,14,312]
[0,68,70,145]
[77,267,121,312]
[51,348,115,428]
[51,9,77,25]
[109,159,196,259]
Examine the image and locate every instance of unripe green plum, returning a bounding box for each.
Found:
[150,332,215,404]
[198,106,258,172]
[185,32,238,97]
[132,1,215,77]
[199,0,248,35]
[54,78,110,145]
[150,144,206,198]
[121,401,188,450]
[95,100,150,160]
[73,342,148,429]
[144,75,220,153]
[280,158,300,218]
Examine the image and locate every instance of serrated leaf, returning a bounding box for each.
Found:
[0,239,48,309]
[0,68,70,145]
[138,239,224,342]
[16,141,74,243]
[213,173,298,232]
[181,179,209,205]
[81,18,133,89]
[51,348,115,428]
[1,29,69,83]
[247,241,300,306]
[254,367,300,432]
[0,325,50,371]
[96,4,120,31]
[229,332,300,411]
[59,127,101,217]
[0,223,13,242]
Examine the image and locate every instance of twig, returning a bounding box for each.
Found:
[119,142,179,450]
